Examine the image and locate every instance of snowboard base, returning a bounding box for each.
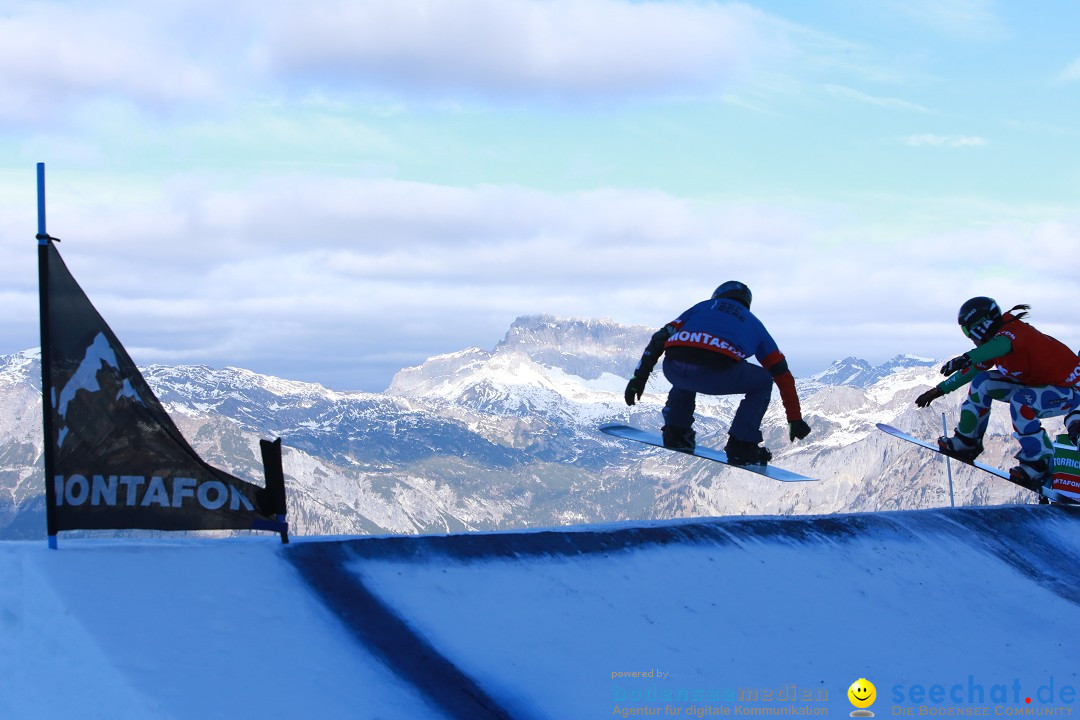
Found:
[599,424,817,483]
[876,423,1077,505]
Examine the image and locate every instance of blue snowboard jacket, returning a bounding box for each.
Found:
[633,297,803,422]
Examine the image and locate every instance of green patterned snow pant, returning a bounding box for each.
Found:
[956,370,1080,462]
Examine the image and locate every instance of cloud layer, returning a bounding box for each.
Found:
[262,0,781,100]
[2,0,1078,392]
[4,172,1076,390]
[0,0,792,125]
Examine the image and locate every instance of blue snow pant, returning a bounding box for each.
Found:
[662,358,773,444]
[956,369,1080,462]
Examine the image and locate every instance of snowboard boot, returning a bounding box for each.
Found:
[724,436,772,466]
[1009,457,1052,493]
[937,433,984,462]
[661,425,696,450]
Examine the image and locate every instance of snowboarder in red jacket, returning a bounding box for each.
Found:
[915,297,1080,490]
[624,281,811,465]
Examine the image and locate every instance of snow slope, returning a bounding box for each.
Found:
[0,538,441,720]
[4,504,1080,719]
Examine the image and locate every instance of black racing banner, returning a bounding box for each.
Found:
[38,238,288,542]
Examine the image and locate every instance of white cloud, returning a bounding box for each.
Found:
[0,0,810,123]
[254,0,787,101]
[901,134,987,148]
[2,1,1076,392]
[4,173,1077,390]
[1057,57,1080,83]
[0,2,223,124]
[824,84,933,114]
[879,0,1005,40]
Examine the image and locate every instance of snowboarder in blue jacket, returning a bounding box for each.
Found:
[624,281,812,465]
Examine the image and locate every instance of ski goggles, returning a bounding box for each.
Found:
[962,318,992,341]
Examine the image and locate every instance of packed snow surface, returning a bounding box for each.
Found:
[4,505,1080,719]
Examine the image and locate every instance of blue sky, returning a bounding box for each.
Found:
[1,0,1078,391]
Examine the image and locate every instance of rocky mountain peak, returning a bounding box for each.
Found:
[494,315,653,380]
[811,354,936,389]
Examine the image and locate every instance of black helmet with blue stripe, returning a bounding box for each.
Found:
[712,280,752,309]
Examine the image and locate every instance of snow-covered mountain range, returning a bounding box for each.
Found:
[0,315,1043,539]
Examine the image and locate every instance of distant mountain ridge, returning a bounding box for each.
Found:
[809,354,937,388]
[0,316,1035,539]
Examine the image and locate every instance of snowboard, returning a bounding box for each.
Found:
[875,423,1077,504]
[599,423,817,483]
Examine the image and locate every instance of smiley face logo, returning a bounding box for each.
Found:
[848,678,876,716]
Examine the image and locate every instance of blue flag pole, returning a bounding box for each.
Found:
[37,163,47,241]
[37,163,58,549]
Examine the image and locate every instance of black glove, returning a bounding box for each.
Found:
[1069,419,1080,447]
[940,354,972,376]
[915,386,944,408]
[788,419,811,442]
[624,376,647,406]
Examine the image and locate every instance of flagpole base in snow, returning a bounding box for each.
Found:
[259,438,290,544]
